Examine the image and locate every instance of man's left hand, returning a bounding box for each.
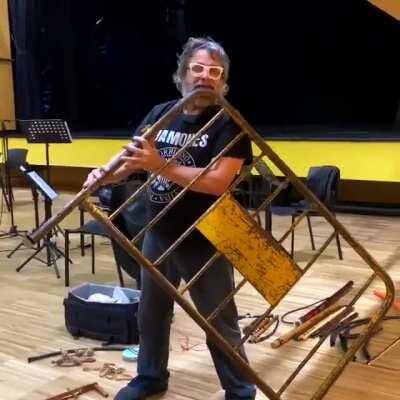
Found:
[121,136,166,173]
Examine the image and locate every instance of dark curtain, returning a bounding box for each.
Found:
[8,0,42,119]
[8,0,399,134]
[8,0,182,131]
[186,0,400,130]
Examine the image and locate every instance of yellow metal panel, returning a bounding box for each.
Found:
[196,193,302,305]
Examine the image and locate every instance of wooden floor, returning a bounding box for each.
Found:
[0,189,399,400]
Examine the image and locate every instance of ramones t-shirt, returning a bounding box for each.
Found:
[133,100,252,237]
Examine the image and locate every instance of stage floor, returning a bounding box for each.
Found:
[0,189,399,399]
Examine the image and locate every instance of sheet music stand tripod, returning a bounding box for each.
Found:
[15,165,70,278]
[16,119,72,277]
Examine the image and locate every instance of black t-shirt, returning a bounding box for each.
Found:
[133,100,252,236]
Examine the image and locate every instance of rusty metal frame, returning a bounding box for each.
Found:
[25,89,394,399]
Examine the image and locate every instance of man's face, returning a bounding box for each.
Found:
[181,49,226,97]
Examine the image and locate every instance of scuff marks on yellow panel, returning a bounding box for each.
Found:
[196,193,302,305]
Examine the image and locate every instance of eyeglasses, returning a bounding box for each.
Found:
[188,62,224,80]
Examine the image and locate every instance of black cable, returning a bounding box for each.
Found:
[280,298,328,325]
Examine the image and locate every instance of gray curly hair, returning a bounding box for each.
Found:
[173,36,230,94]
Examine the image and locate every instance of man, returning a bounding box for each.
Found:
[85,36,256,400]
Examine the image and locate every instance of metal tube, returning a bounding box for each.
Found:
[25,89,217,245]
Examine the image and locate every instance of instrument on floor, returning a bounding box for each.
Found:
[44,382,108,400]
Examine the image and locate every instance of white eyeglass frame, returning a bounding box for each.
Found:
[188,62,224,80]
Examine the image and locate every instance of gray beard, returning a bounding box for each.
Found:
[181,85,219,111]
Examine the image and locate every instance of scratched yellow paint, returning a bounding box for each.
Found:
[196,193,302,305]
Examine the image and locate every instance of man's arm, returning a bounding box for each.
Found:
[121,136,244,196]
[83,150,137,188]
[160,157,244,196]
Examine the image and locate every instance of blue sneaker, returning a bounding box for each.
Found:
[114,375,168,400]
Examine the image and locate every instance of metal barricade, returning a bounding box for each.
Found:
[24,89,394,399]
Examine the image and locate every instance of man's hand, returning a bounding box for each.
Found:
[83,166,106,188]
[121,136,166,173]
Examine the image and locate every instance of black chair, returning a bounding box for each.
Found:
[64,181,145,288]
[1,148,28,202]
[108,179,146,288]
[233,171,271,228]
[64,186,118,287]
[270,165,343,259]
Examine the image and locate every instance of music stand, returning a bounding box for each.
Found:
[0,119,28,241]
[19,119,72,184]
[15,165,69,278]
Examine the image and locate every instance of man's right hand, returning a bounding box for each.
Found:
[83,166,106,188]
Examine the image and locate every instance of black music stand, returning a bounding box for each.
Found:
[0,119,28,241]
[15,165,69,278]
[19,119,72,184]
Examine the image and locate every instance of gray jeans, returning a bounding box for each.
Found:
[136,230,256,399]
